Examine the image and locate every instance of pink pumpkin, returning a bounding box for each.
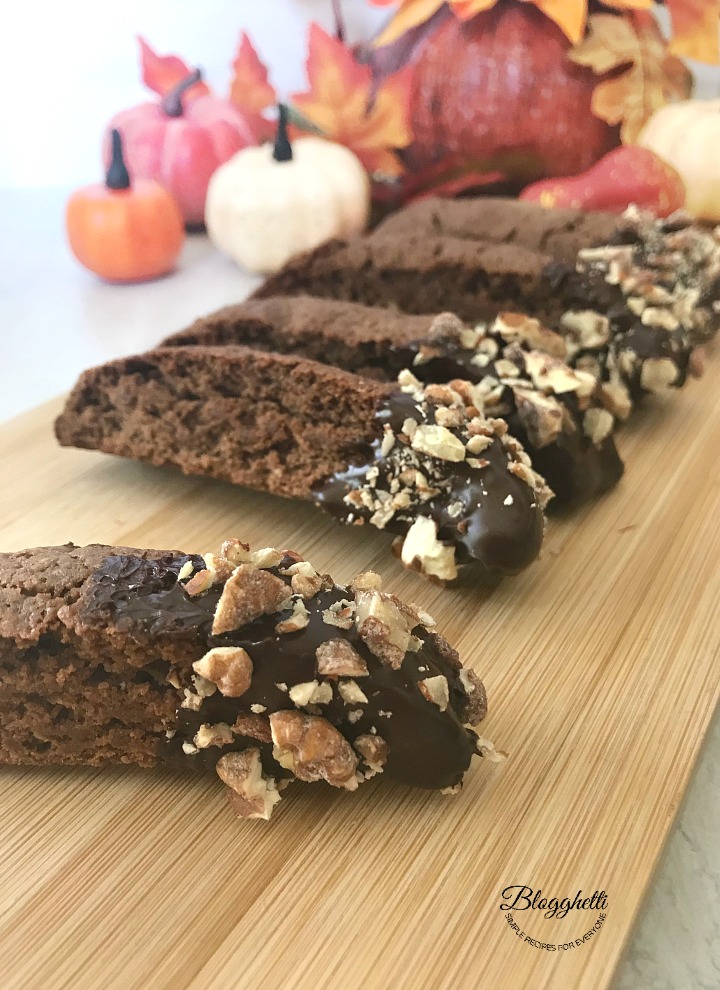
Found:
[106,69,255,226]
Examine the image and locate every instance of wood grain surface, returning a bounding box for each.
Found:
[0,368,719,990]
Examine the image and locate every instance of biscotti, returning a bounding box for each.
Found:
[55,346,550,582]
[375,196,620,264]
[377,201,720,350]
[0,540,494,819]
[167,296,624,506]
[253,208,719,396]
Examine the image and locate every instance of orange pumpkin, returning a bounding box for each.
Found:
[66,129,185,282]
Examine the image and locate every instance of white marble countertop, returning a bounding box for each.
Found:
[1,188,719,989]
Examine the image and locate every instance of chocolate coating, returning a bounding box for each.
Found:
[388,341,624,507]
[311,389,545,577]
[84,553,481,790]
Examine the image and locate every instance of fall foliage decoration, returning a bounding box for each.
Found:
[371,0,720,61]
[638,99,720,222]
[520,145,686,215]
[67,129,185,283]
[107,65,255,226]
[568,13,692,143]
[366,0,712,198]
[292,24,413,177]
[205,105,370,273]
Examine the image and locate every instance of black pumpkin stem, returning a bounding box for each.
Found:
[106,129,131,191]
[273,104,293,163]
[161,68,202,118]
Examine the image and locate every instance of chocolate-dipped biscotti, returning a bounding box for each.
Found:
[0,540,494,819]
[167,295,624,506]
[377,198,720,338]
[253,208,718,399]
[56,346,550,582]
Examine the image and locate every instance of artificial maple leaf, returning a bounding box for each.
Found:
[666,0,720,63]
[137,36,210,99]
[292,23,412,176]
[229,32,276,142]
[230,33,276,116]
[569,13,692,144]
[371,0,652,47]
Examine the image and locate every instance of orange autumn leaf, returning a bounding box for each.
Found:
[569,13,692,143]
[371,0,719,55]
[230,32,276,116]
[292,23,412,176]
[666,0,720,63]
[137,36,210,99]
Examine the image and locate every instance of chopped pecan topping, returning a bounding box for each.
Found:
[316,639,369,678]
[338,679,369,705]
[493,311,567,358]
[193,646,253,698]
[233,713,272,743]
[216,749,282,820]
[458,669,487,725]
[212,565,289,635]
[354,734,388,774]
[193,722,234,749]
[399,516,458,583]
[276,597,310,634]
[418,675,450,711]
[184,568,216,597]
[639,357,678,392]
[269,711,359,790]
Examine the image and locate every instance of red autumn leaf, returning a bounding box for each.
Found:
[292,23,412,176]
[229,32,277,142]
[230,32,276,116]
[137,36,210,99]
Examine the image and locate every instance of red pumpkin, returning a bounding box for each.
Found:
[520,146,686,216]
[67,129,185,283]
[400,2,620,186]
[107,69,255,226]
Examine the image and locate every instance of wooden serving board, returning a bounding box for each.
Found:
[1,372,719,990]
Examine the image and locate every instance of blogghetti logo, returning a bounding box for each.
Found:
[499,885,608,952]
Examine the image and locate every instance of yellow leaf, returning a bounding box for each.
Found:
[667,0,720,64]
[569,13,692,143]
[293,24,413,177]
[373,0,446,47]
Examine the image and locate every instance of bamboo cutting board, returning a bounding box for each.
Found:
[0,366,719,990]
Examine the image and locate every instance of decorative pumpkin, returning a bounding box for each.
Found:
[107,69,255,226]
[638,100,720,222]
[520,146,686,217]
[376,3,619,187]
[67,129,185,283]
[205,105,370,274]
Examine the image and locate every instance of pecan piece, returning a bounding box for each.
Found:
[216,749,282,820]
[212,564,289,635]
[316,639,369,678]
[458,669,488,725]
[354,734,388,774]
[269,711,359,790]
[193,646,253,698]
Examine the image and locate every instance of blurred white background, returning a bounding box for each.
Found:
[0,0,387,189]
[0,1,717,189]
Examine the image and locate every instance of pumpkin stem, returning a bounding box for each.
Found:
[273,104,293,163]
[161,68,202,118]
[332,0,345,42]
[106,129,131,191]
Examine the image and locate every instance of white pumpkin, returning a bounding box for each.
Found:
[205,108,370,273]
[638,99,720,222]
